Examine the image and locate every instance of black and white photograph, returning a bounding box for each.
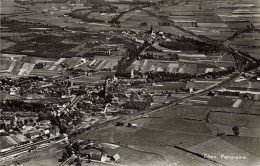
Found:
[0,0,260,165]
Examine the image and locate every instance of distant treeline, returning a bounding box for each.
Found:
[0,100,46,112]
[140,52,179,61]
[145,66,235,82]
[208,91,240,97]
[159,37,221,54]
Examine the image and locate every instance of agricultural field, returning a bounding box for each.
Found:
[207,96,236,107]
[230,32,260,60]
[119,10,160,28]
[188,137,260,166]
[88,12,117,22]
[112,4,132,12]
[127,59,224,74]
[18,149,64,166]
[145,0,260,42]
[186,80,219,91]
[148,82,187,91]
[83,101,260,165]
[0,137,11,149]
[0,19,127,58]
[0,54,119,77]
[70,76,102,84]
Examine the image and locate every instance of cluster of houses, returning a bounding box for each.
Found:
[70,140,121,164]
[0,118,60,152]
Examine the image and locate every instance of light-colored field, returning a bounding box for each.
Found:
[88,12,117,22]
[127,59,221,74]
[148,82,187,91]
[222,136,260,157]
[128,145,219,166]
[232,99,242,108]
[186,81,217,91]
[19,149,63,166]
[0,54,119,76]
[71,76,102,84]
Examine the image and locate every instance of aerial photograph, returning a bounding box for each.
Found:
[0,0,260,165]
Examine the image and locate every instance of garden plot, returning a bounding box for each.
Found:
[127,59,180,73]
[0,59,12,71]
[18,63,35,76]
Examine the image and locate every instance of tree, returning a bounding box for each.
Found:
[72,142,80,152]
[232,126,240,136]
[0,123,6,129]
[75,158,82,166]
[65,146,73,156]
[24,119,29,125]
[62,152,68,160]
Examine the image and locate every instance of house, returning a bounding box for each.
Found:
[12,134,29,145]
[40,120,51,125]
[81,149,103,160]
[127,123,138,127]
[40,129,50,136]
[85,72,93,76]
[9,91,16,96]
[89,152,106,162]
[0,129,6,134]
[131,124,138,127]
[22,125,34,132]
[111,154,120,162]
[26,131,39,139]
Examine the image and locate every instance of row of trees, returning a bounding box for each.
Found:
[244,60,260,72]
[146,72,195,82]
[121,101,151,111]
[1,76,43,87]
[0,100,46,112]
[158,21,171,26]
[146,66,235,82]
[116,41,151,77]
[208,91,240,97]
[139,52,179,61]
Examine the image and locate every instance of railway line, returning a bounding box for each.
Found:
[0,135,67,159]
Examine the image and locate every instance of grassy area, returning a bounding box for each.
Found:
[19,149,64,166]
[210,112,260,128]
[148,82,187,91]
[208,96,235,107]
